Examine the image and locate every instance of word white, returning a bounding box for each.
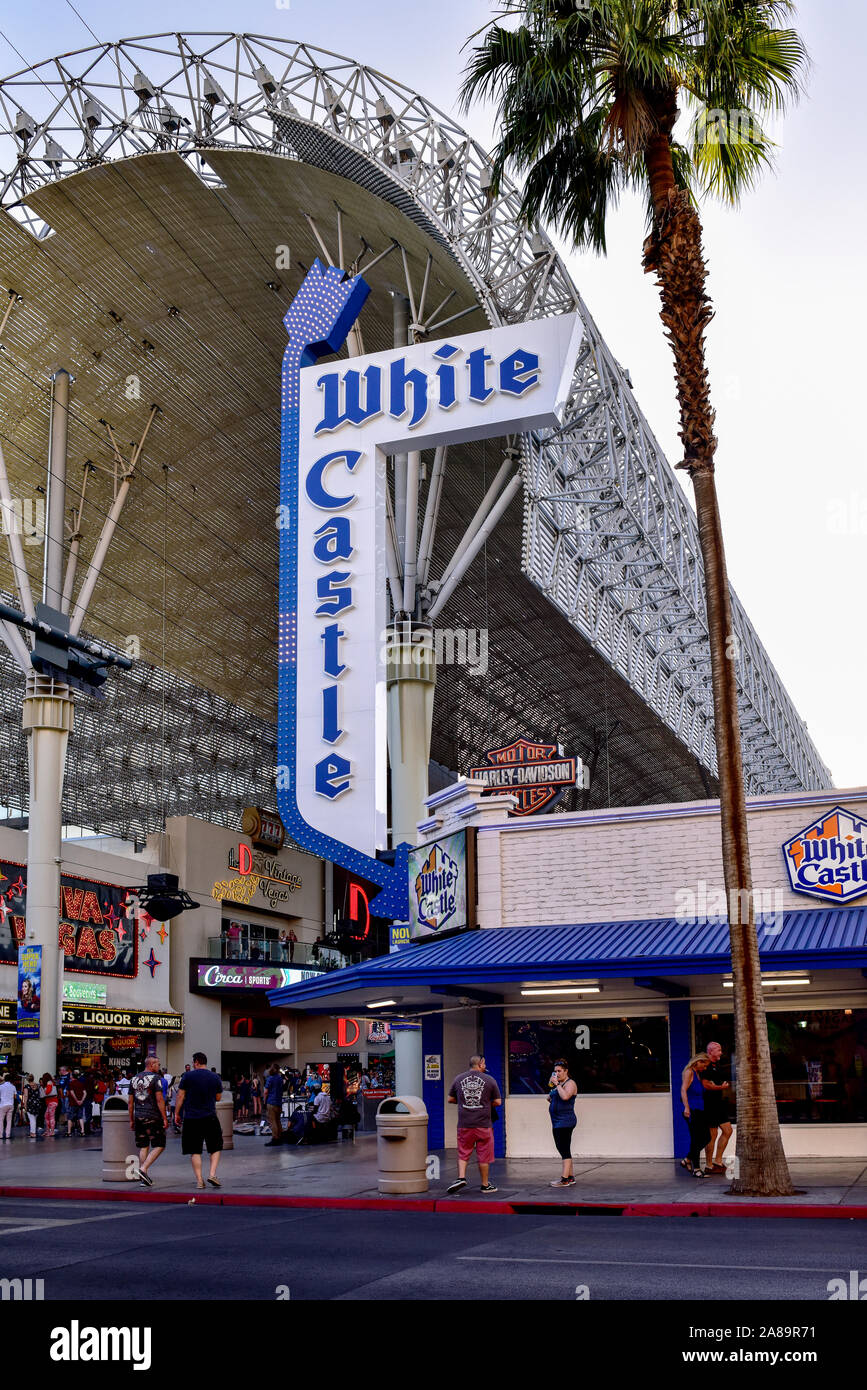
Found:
[50,1321,152,1371]
[315,342,540,437]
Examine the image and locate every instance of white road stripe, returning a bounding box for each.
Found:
[456,1256,850,1273]
[0,1209,149,1237]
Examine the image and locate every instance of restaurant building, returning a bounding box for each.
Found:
[269,779,867,1162]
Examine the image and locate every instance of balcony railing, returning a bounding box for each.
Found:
[207,937,343,969]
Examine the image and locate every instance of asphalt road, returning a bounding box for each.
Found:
[0,1198,865,1303]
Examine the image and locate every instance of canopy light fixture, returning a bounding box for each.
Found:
[723,975,810,988]
[366,998,397,1008]
[521,985,601,997]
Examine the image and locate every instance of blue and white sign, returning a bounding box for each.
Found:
[278,260,582,918]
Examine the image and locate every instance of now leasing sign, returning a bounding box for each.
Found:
[278,260,581,916]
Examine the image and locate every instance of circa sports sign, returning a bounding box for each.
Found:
[277,259,581,917]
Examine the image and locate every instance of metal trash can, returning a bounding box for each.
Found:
[101,1095,134,1183]
[217,1089,234,1151]
[375,1096,428,1194]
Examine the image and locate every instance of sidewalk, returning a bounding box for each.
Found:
[2,1130,866,1217]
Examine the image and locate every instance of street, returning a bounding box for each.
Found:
[1,1198,865,1302]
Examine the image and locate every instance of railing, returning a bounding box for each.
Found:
[207,937,342,969]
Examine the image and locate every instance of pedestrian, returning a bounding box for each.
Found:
[446,1054,502,1195]
[702,1040,733,1174]
[22,1075,41,1139]
[311,1085,334,1143]
[129,1055,168,1186]
[547,1059,578,1187]
[237,1075,251,1120]
[286,927,297,963]
[66,1071,87,1137]
[174,1051,224,1190]
[92,1072,107,1132]
[0,1072,16,1141]
[41,1074,58,1136]
[251,1074,262,1118]
[680,1052,712,1178]
[263,1064,284,1147]
[115,1070,131,1100]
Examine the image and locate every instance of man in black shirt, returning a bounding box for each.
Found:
[129,1056,168,1186]
[175,1051,224,1190]
[702,1040,733,1174]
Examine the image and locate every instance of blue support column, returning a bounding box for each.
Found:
[482,1007,507,1158]
[668,999,692,1161]
[422,1013,444,1151]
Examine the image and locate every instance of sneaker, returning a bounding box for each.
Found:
[138,1170,153,1187]
[446,1178,467,1194]
[550,1176,576,1187]
[480,1183,498,1194]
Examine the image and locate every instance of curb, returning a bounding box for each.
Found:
[2,1185,866,1219]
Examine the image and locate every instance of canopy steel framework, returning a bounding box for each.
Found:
[0,33,830,842]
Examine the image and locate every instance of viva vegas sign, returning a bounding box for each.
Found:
[278,260,582,917]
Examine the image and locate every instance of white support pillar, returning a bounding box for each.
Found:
[21,672,74,1079]
[43,370,70,611]
[392,1020,424,1099]
[387,622,436,849]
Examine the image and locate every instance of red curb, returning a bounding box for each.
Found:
[2,1185,866,1219]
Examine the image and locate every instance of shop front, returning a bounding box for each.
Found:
[268,779,867,1160]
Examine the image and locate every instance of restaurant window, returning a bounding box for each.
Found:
[694,1009,867,1123]
[507,1016,670,1095]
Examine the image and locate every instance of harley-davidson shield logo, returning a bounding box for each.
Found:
[468,738,578,817]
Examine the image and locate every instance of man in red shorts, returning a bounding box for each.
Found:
[446,1054,502,1194]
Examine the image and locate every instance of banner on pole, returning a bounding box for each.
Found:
[17,944,41,1038]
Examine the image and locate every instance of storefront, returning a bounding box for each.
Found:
[268,779,867,1160]
[0,829,183,1073]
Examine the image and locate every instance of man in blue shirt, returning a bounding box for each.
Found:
[174,1052,224,1189]
[264,1065,284,1147]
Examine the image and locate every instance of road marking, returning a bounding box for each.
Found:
[456,1256,851,1273]
[0,1210,149,1237]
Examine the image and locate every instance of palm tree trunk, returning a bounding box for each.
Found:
[643,111,794,1195]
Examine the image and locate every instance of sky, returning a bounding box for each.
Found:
[1,0,864,789]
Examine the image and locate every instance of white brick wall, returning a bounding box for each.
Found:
[472,787,867,929]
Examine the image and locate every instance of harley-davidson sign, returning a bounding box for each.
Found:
[469,738,581,816]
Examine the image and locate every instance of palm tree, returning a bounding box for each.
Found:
[462,0,808,1196]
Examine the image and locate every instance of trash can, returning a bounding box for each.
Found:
[375,1096,428,1194]
[101,1095,134,1183]
[217,1089,234,1151]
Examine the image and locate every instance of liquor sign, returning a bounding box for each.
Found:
[783,806,867,904]
[469,738,584,816]
[278,260,583,918]
[61,1005,184,1034]
[0,859,139,978]
[408,829,476,940]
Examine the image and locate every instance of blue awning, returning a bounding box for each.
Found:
[267,907,867,1010]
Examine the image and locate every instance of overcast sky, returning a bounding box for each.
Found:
[2,0,863,789]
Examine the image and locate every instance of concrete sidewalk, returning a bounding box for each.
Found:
[2,1129,867,1215]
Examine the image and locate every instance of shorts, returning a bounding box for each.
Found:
[705,1107,730,1129]
[552,1124,576,1159]
[135,1117,167,1149]
[68,1104,85,1122]
[457,1126,494,1164]
[181,1115,223,1156]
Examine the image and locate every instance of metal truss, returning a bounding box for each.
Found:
[522,313,831,792]
[0,33,830,806]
